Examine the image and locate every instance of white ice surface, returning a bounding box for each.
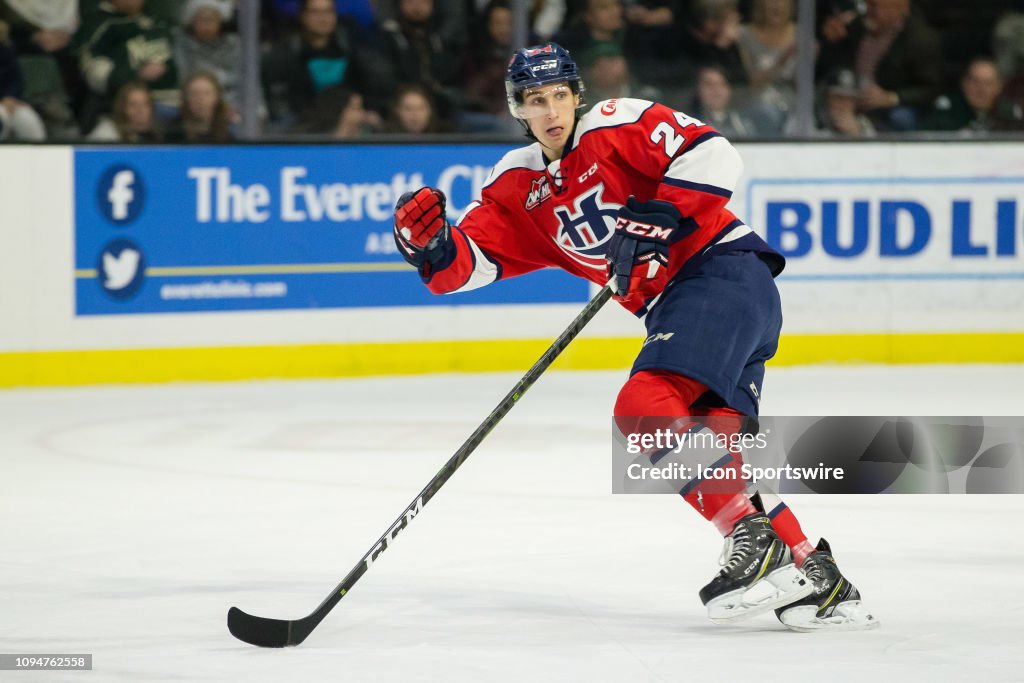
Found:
[2,365,1023,682]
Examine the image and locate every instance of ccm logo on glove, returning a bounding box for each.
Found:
[615,218,674,241]
[605,196,683,303]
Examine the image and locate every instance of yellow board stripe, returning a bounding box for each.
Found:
[1,332,1022,388]
[774,332,1024,365]
[74,262,411,278]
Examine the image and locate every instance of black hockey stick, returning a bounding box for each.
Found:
[228,283,614,647]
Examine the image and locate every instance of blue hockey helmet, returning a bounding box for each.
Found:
[505,43,586,119]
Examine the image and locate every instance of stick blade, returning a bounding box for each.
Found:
[227,606,295,648]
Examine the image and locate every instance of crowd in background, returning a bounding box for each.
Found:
[1,0,1023,143]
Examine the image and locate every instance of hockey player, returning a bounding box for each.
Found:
[392,42,877,631]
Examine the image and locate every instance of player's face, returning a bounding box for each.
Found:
[522,83,579,157]
[759,0,792,26]
[302,0,338,36]
[488,7,512,45]
[962,62,1001,110]
[191,7,223,42]
[697,69,730,112]
[186,77,219,122]
[865,0,907,28]
[396,92,432,133]
[124,90,153,130]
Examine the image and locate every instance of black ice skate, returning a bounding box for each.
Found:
[775,539,880,632]
[699,512,813,623]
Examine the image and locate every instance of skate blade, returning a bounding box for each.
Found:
[779,600,881,632]
[708,564,813,624]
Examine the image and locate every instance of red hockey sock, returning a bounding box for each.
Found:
[614,372,755,533]
[756,492,815,566]
[613,369,705,436]
[687,406,756,534]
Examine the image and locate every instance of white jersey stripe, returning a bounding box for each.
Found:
[663,135,744,199]
[482,145,546,191]
[451,233,500,293]
[703,225,754,255]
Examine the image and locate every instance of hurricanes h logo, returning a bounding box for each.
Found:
[553,184,618,261]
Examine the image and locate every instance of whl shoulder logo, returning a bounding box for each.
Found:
[97,238,146,299]
[525,176,552,211]
[97,164,145,224]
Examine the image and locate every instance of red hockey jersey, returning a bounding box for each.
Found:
[417,98,783,315]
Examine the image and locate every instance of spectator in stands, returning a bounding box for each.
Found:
[471,0,565,41]
[993,10,1024,81]
[690,63,757,138]
[76,0,178,130]
[461,0,515,132]
[738,0,796,135]
[924,57,1023,133]
[386,82,446,133]
[620,0,678,94]
[624,0,672,31]
[0,0,80,131]
[377,0,467,49]
[677,0,747,88]
[816,0,858,44]
[86,80,162,141]
[580,42,660,105]
[297,84,381,137]
[816,68,876,137]
[993,10,1024,112]
[911,0,1015,83]
[0,18,46,140]
[174,1,244,111]
[267,0,377,30]
[0,0,78,55]
[164,70,232,142]
[262,0,374,131]
[554,0,624,59]
[530,0,567,41]
[378,0,461,120]
[816,0,942,131]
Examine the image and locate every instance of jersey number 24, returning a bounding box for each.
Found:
[650,112,705,158]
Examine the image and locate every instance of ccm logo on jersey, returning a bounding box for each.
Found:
[601,100,618,115]
[525,176,552,210]
[577,163,598,183]
[616,216,674,240]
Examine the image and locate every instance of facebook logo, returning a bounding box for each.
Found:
[97,165,145,224]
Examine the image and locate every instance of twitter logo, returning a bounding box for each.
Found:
[97,238,146,300]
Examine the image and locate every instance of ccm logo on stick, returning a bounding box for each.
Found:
[363,496,424,570]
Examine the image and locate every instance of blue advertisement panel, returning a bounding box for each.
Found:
[74,145,591,315]
[744,174,1024,282]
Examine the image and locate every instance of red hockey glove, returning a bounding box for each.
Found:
[605,197,683,303]
[394,187,451,268]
